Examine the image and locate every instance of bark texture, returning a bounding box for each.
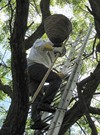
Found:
[0,0,29,135]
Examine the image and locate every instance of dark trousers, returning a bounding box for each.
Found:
[28,63,62,122]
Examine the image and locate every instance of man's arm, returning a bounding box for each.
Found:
[34,38,66,56]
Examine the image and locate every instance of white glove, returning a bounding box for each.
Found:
[54,47,66,57]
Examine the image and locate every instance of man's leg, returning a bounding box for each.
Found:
[28,64,49,129]
[29,82,42,122]
[28,63,62,112]
[42,71,62,104]
[38,68,62,113]
[29,81,48,130]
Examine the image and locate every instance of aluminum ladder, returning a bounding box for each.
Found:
[47,24,93,135]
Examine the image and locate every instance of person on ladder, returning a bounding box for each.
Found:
[27,37,66,130]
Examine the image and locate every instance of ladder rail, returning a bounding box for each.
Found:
[61,32,81,75]
[47,59,82,135]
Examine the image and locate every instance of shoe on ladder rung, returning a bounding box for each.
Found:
[37,103,56,113]
[30,120,49,130]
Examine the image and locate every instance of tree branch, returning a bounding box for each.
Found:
[0,80,12,98]
[77,83,97,135]
[24,0,51,50]
[76,122,87,135]
[89,107,100,115]
[24,23,44,50]
[8,0,14,36]
[89,0,100,38]
[0,0,11,10]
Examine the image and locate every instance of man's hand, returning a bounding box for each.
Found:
[54,47,66,57]
[43,43,54,51]
[57,72,66,79]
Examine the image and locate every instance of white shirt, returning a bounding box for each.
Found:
[27,38,55,68]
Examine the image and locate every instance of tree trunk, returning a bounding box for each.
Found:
[0,1,29,135]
